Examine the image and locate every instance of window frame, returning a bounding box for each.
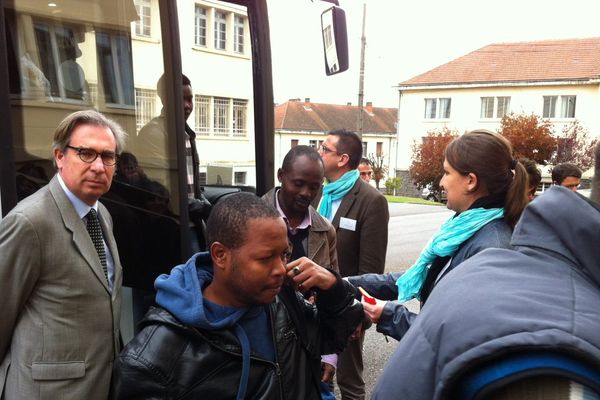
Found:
[233,15,245,54]
[560,95,576,118]
[134,87,156,133]
[195,94,211,135]
[424,97,451,120]
[214,11,227,51]
[134,0,152,37]
[194,5,207,47]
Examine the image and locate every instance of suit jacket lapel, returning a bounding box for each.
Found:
[98,203,122,300]
[49,177,111,293]
[332,179,360,229]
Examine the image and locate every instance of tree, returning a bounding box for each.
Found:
[384,176,402,196]
[551,120,598,171]
[409,127,458,190]
[498,113,556,164]
[368,153,388,189]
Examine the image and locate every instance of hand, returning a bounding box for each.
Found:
[285,257,336,291]
[349,321,363,341]
[321,362,336,383]
[359,287,386,324]
[188,195,212,222]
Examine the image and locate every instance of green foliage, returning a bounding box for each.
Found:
[384,176,402,195]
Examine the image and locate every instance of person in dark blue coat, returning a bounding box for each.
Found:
[372,187,600,399]
[349,130,529,341]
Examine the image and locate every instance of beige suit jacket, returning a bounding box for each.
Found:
[262,188,339,271]
[0,176,122,400]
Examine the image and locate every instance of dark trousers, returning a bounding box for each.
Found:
[336,329,365,400]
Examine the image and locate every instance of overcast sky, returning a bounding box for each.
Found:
[268,0,600,108]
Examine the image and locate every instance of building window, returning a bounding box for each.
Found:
[362,142,368,156]
[232,99,247,137]
[134,0,151,37]
[543,95,576,118]
[291,139,299,147]
[438,98,451,119]
[135,88,156,133]
[424,98,437,119]
[194,6,207,47]
[376,142,383,156]
[481,96,510,119]
[424,98,451,119]
[199,172,207,185]
[213,97,230,136]
[309,140,318,149]
[96,31,135,106]
[561,95,576,118]
[543,96,557,118]
[214,11,227,50]
[195,95,210,135]
[234,171,247,185]
[480,97,494,118]
[496,97,510,118]
[234,15,245,53]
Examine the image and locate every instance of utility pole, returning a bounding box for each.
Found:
[356,3,366,139]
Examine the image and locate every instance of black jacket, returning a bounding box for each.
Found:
[113,277,362,399]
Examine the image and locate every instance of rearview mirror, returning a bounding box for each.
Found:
[321,6,349,75]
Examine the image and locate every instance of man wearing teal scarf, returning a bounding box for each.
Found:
[317,129,389,400]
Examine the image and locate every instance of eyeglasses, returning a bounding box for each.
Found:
[319,144,340,155]
[66,145,119,166]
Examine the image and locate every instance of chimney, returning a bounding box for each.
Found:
[366,101,373,114]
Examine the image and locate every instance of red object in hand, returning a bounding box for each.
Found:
[358,287,376,305]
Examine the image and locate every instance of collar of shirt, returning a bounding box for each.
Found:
[274,189,311,234]
[57,173,99,219]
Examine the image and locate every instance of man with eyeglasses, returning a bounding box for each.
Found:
[317,130,389,400]
[551,162,583,192]
[0,110,126,400]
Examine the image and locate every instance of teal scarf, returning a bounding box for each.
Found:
[318,170,360,220]
[396,207,504,302]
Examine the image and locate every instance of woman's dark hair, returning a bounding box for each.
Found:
[444,129,528,227]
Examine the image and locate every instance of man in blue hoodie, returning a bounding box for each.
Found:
[113,192,363,399]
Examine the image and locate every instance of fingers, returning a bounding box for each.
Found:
[361,298,386,324]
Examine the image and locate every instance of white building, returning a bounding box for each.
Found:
[130,0,255,186]
[274,98,398,186]
[395,37,600,170]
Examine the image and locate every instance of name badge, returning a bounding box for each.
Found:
[339,217,357,231]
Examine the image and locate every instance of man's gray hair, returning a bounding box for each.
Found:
[52,110,127,157]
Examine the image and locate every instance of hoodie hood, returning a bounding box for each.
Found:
[154,252,253,400]
[512,186,600,287]
[154,252,247,330]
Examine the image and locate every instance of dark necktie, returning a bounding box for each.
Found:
[86,209,108,283]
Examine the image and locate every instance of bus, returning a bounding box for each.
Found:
[0,0,348,339]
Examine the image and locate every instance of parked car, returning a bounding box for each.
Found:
[421,185,447,203]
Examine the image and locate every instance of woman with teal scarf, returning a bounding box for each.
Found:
[347,130,529,341]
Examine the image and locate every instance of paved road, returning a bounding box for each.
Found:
[335,202,452,399]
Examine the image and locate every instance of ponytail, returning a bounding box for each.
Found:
[504,161,529,227]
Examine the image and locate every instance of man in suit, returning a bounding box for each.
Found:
[0,110,126,399]
[317,129,389,400]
